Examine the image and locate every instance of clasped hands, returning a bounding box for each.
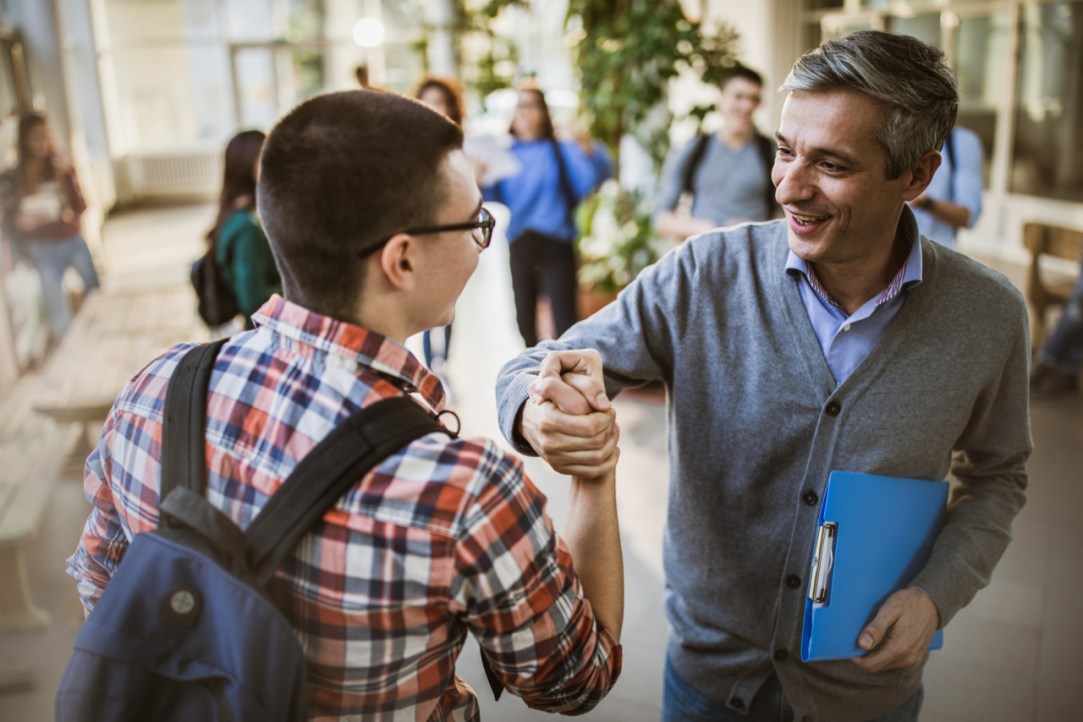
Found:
[516,349,940,671]
[518,349,619,479]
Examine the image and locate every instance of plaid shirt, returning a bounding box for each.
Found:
[67,295,621,721]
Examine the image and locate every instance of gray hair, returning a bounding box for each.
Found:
[782,30,958,179]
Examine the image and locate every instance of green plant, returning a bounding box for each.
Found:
[576,181,675,294]
[566,0,739,171]
[565,1,739,293]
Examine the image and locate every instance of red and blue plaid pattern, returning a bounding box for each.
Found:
[67,295,621,721]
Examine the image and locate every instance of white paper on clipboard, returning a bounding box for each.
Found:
[463,135,521,187]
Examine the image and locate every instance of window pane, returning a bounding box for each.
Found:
[952,12,1011,187]
[112,47,201,148]
[103,0,189,43]
[1011,2,1083,202]
[234,47,278,129]
[888,13,941,49]
[224,0,276,41]
[822,16,876,42]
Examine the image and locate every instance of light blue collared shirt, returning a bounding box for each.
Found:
[912,126,984,248]
[785,207,924,384]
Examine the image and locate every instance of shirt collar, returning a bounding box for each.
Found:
[784,205,923,311]
[251,295,446,412]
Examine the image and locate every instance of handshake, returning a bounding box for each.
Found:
[519,349,621,480]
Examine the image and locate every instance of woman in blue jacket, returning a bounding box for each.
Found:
[484,88,611,346]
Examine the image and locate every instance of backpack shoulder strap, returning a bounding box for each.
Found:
[681,133,712,196]
[549,138,578,228]
[244,395,447,584]
[160,339,229,528]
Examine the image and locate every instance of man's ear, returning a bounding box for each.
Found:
[901,150,942,202]
[377,234,417,292]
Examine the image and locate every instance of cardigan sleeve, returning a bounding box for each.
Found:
[909,291,1032,626]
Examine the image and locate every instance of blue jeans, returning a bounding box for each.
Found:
[422,323,452,369]
[1041,265,1083,374]
[662,656,923,722]
[29,235,100,338]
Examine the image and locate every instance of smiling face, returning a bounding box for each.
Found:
[772,89,924,267]
[511,90,548,140]
[718,76,762,134]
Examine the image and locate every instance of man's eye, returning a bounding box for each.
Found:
[776,146,794,157]
[821,162,843,172]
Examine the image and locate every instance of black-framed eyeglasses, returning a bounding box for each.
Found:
[359,207,495,258]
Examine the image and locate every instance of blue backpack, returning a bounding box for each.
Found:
[56,340,444,721]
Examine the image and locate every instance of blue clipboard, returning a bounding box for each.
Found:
[801,471,948,663]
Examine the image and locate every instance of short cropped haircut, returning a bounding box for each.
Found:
[257,90,463,318]
[720,64,763,90]
[782,30,958,179]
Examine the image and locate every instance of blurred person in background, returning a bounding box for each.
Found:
[415,75,466,389]
[208,130,281,330]
[909,125,983,248]
[0,112,100,342]
[653,65,780,241]
[1030,258,1083,399]
[482,85,611,347]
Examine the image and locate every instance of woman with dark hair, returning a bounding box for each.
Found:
[208,130,280,329]
[0,112,100,340]
[483,86,611,347]
[414,76,467,387]
[415,75,465,125]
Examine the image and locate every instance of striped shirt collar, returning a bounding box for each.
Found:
[784,206,924,312]
[251,294,446,411]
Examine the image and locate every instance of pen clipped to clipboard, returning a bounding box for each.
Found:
[800,471,948,663]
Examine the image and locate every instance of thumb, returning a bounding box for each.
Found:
[562,370,610,412]
[537,350,610,411]
[859,602,900,651]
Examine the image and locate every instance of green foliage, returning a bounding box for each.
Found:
[566,0,739,170]
[576,182,675,294]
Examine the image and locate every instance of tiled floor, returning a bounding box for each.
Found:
[0,204,1079,720]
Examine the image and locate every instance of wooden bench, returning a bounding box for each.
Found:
[1023,222,1083,352]
[33,286,207,469]
[0,372,80,634]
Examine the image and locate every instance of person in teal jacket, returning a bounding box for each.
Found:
[209,130,281,329]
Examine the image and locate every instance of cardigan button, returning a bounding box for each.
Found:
[774,649,789,661]
[786,574,802,589]
[731,698,745,710]
[825,401,841,416]
[803,490,819,506]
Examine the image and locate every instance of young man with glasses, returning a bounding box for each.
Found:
[67,90,623,721]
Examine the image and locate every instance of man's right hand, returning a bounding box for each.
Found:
[519,350,618,479]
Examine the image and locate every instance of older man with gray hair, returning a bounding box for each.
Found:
[495,30,1031,722]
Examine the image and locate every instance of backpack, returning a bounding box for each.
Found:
[680,132,781,220]
[56,340,446,721]
[191,247,239,327]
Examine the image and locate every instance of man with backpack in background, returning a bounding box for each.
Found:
[653,64,781,240]
[62,90,623,721]
[908,125,984,248]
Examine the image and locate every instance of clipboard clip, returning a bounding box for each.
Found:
[808,521,837,603]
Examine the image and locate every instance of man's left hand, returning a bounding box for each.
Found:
[852,587,940,673]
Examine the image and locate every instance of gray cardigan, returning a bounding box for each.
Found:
[495,220,1031,722]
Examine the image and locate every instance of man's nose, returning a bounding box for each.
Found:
[774,161,815,206]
